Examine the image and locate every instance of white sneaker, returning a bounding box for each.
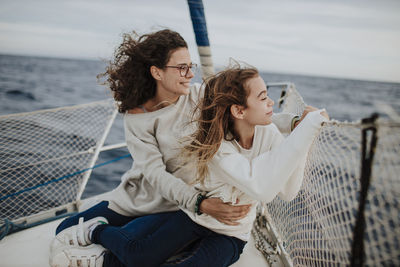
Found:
[50,217,108,254]
[50,243,106,267]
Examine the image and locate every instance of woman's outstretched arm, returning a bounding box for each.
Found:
[213,110,328,203]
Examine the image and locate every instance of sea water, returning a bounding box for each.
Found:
[1,54,399,198]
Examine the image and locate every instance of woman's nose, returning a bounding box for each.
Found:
[186,67,195,79]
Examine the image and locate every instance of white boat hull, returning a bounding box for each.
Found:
[0,195,281,267]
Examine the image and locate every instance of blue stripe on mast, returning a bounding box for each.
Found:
[187,0,210,47]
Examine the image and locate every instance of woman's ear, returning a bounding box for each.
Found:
[150,66,162,81]
[231,104,245,120]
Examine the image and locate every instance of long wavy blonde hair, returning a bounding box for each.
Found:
[183,65,259,184]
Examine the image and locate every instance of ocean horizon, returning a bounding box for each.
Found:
[1,52,399,84]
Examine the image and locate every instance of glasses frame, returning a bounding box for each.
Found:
[165,63,197,77]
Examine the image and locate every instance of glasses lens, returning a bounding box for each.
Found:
[180,65,188,77]
[176,64,196,77]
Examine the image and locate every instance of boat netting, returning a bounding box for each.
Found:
[1,86,399,266]
[253,84,400,266]
[0,100,116,226]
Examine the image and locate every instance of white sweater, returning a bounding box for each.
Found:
[183,110,327,241]
[106,84,296,217]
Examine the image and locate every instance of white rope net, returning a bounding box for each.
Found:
[0,100,116,225]
[1,85,398,265]
[253,84,400,266]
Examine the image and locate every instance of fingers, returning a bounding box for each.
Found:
[224,203,251,213]
[203,198,252,225]
[306,105,317,110]
[216,205,250,225]
[305,106,330,120]
[217,199,251,213]
[221,203,251,221]
[299,106,313,120]
[304,106,318,114]
[226,212,247,221]
[299,106,323,124]
[231,204,251,217]
[320,110,330,120]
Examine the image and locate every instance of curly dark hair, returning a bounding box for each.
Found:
[98,29,188,113]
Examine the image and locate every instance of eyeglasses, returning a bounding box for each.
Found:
[165,63,197,77]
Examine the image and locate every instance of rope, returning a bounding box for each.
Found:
[0,154,131,201]
[350,113,379,266]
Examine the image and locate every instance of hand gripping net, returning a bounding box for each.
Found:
[252,84,400,266]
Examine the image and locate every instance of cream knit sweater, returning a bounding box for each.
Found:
[183,110,327,241]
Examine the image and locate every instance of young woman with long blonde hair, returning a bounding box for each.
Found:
[180,65,329,242]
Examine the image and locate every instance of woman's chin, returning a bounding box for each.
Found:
[262,119,273,125]
[180,85,191,95]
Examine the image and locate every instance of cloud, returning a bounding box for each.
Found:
[0,22,111,59]
[204,0,400,82]
[0,0,399,82]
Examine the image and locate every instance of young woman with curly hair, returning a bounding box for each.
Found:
[50,29,300,267]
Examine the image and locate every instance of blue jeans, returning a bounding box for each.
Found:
[56,201,134,234]
[56,201,246,267]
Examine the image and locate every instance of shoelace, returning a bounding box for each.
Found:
[63,218,86,246]
[76,217,87,246]
[70,255,98,267]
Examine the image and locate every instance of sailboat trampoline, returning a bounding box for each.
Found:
[1,82,399,266]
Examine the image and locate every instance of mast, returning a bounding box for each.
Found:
[187,0,214,79]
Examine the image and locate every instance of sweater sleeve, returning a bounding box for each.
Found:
[277,152,308,201]
[124,123,200,212]
[213,110,327,203]
[271,112,297,134]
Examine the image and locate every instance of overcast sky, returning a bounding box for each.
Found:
[0,0,399,82]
